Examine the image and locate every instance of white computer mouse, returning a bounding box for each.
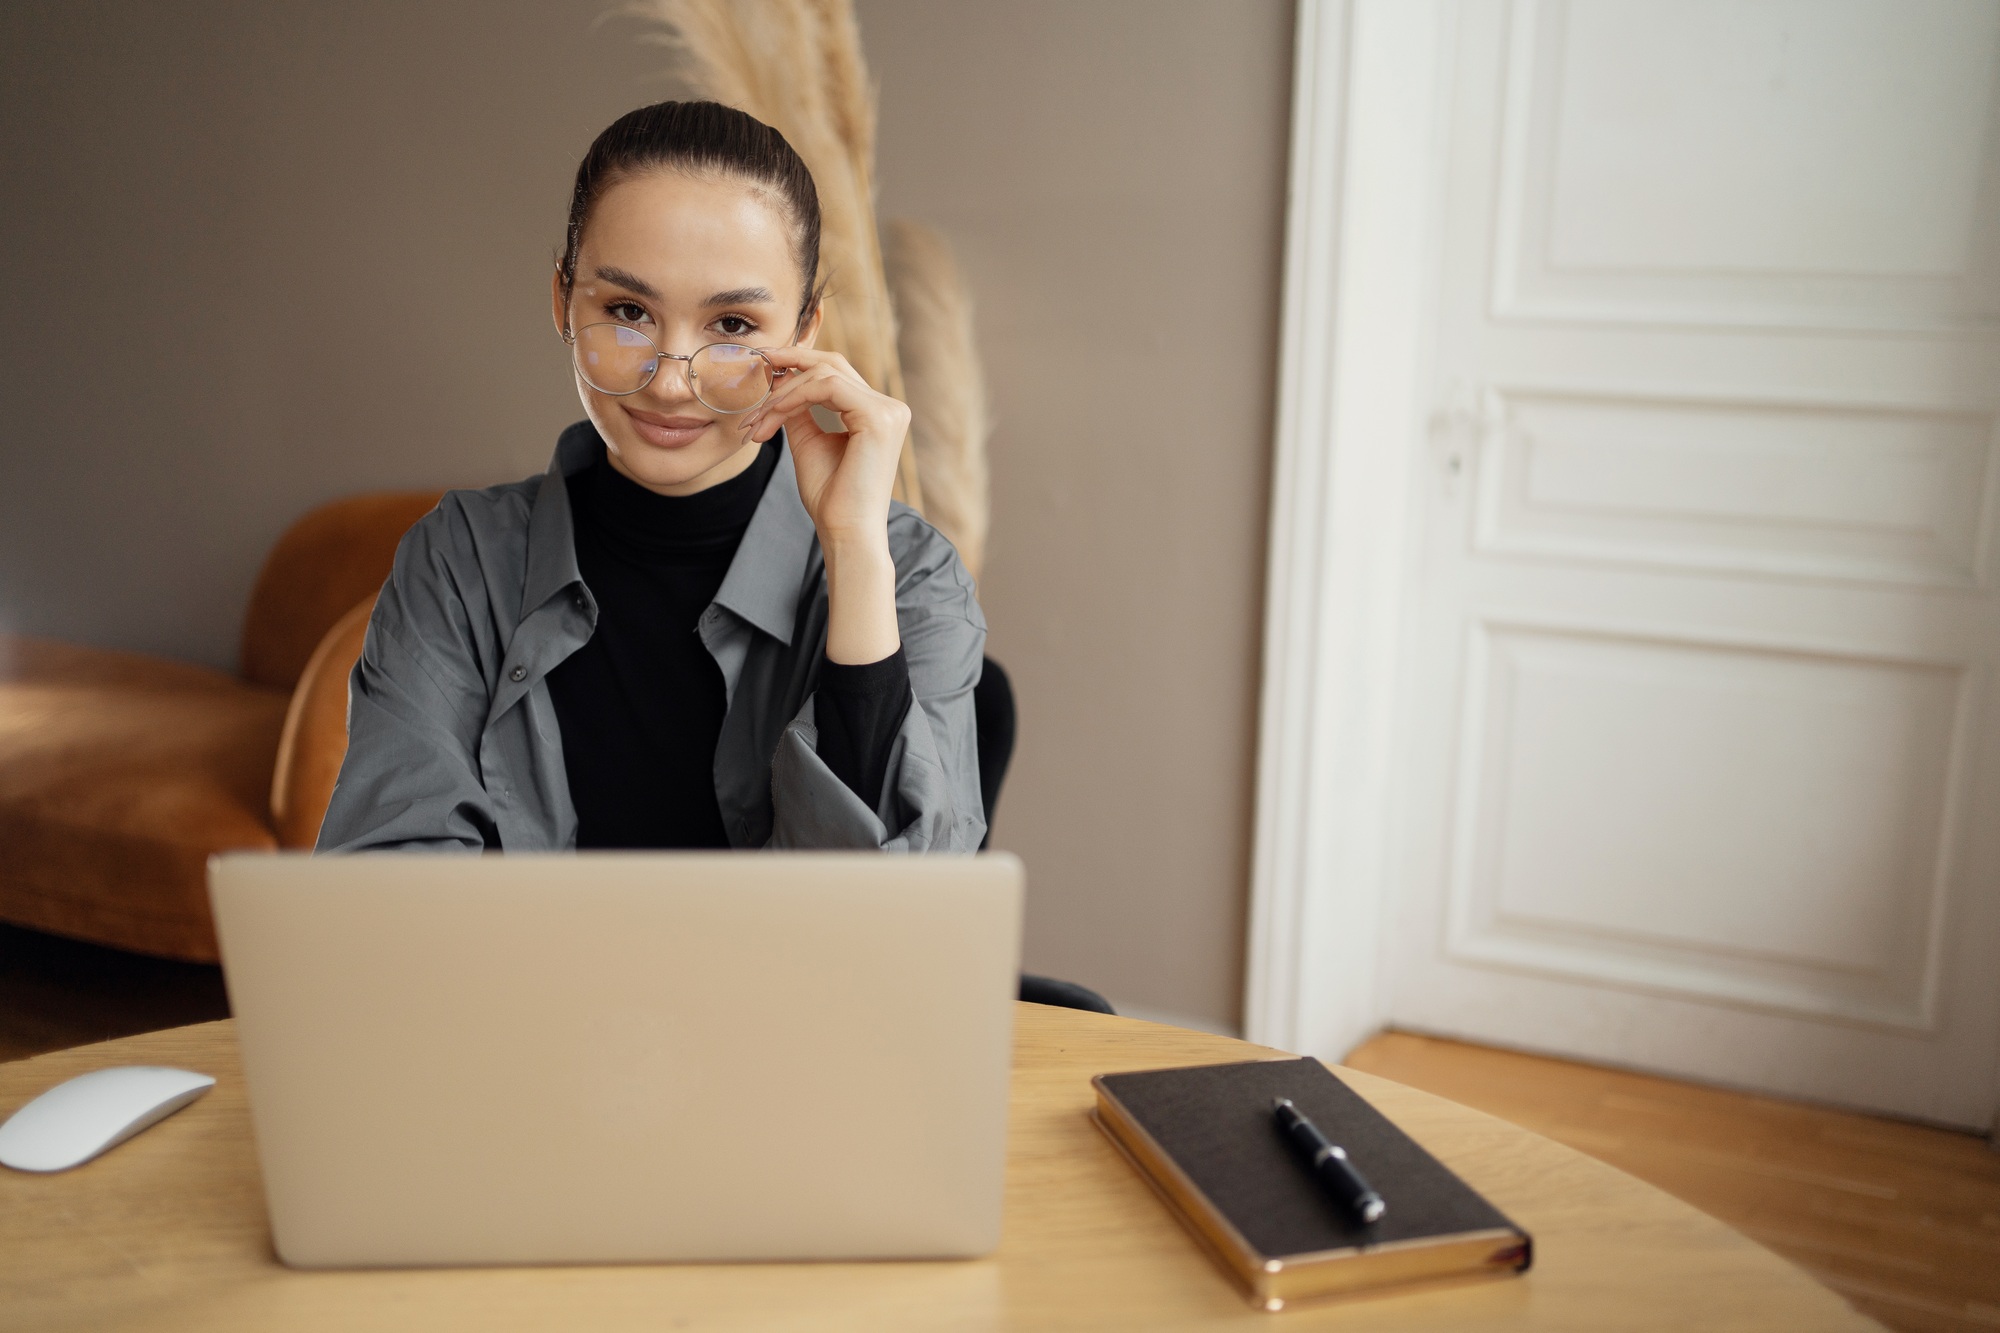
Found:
[0,1066,216,1172]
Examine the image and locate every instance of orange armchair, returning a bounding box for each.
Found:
[0,492,441,962]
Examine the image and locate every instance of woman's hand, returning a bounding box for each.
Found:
[740,346,908,546]
[738,347,909,664]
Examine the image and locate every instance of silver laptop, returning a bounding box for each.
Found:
[208,851,1023,1269]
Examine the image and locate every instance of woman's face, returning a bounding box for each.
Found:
[553,169,816,495]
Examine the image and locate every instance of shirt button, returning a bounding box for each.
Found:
[509,665,527,682]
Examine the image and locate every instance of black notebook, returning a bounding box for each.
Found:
[1092,1057,1531,1310]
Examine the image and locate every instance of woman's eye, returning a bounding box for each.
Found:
[715,315,755,338]
[607,301,650,324]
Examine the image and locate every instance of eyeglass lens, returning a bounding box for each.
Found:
[689,343,770,414]
[571,324,772,414]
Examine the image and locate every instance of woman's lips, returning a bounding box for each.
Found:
[622,405,713,450]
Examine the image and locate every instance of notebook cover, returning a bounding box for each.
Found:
[1093,1057,1531,1309]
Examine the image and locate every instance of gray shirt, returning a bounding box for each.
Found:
[318,421,988,853]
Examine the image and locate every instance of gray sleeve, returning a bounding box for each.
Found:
[766,520,987,852]
[316,509,500,852]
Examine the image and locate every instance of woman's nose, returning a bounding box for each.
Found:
[644,356,700,407]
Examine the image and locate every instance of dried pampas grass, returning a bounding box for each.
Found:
[623,0,923,511]
[884,218,989,578]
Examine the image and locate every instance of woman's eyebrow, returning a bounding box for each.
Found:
[705,287,774,307]
[592,265,662,301]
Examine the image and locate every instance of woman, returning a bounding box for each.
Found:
[318,100,986,853]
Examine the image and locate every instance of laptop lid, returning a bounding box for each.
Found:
[208,851,1023,1269]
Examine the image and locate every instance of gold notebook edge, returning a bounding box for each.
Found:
[1090,1076,1531,1311]
[1273,1225,1522,1268]
[1265,1230,1528,1305]
[1089,1097,1278,1306]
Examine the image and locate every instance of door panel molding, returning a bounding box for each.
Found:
[1473,384,2000,589]
[1439,619,1975,1030]
[1491,0,2000,334]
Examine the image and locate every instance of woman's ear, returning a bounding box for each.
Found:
[550,265,569,340]
[796,298,824,349]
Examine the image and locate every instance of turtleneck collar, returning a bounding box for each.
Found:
[524,420,818,647]
[567,439,781,561]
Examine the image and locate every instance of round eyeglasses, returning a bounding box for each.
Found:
[566,323,788,414]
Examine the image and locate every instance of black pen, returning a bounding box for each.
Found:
[1272,1097,1386,1224]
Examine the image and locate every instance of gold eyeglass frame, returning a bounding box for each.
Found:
[562,322,793,414]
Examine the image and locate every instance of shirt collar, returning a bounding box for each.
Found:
[519,421,593,622]
[524,419,815,645]
[714,430,814,646]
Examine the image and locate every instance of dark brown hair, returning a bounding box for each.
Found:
[558,100,824,333]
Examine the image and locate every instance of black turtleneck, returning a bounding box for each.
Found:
[546,443,912,849]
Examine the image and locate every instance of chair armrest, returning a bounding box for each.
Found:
[269,596,374,849]
[240,491,443,691]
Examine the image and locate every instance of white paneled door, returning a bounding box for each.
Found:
[1385,0,2000,1127]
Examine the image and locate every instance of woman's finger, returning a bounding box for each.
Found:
[757,347,873,409]
[753,362,848,418]
[758,344,861,380]
[748,364,898,437]
[766,358,874,410]
[743,368,849,437]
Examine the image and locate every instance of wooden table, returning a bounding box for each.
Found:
[0,1005,1876,1331]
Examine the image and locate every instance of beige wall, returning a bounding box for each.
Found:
[0,1,662,665]
[859,1,1291,1028]
[0,1,1292,1030]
